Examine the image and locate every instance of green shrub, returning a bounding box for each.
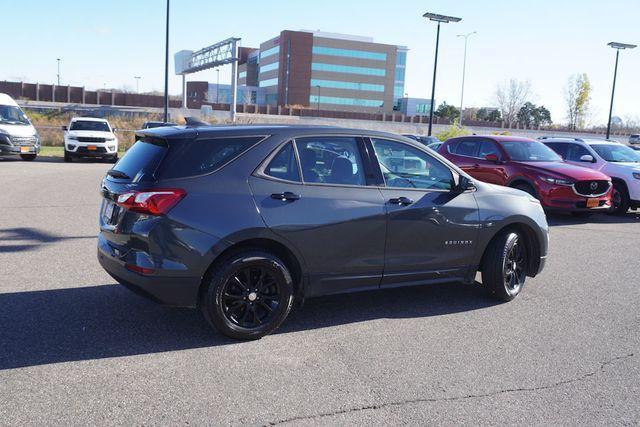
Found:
[435,120,470,141]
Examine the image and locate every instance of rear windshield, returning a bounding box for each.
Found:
[110,139,167,182]
[70,120,110,132]
[158,136,264,179]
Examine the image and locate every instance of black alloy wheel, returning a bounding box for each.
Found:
[201,250,294,340]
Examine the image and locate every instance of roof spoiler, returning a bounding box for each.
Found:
[184,117,210,127]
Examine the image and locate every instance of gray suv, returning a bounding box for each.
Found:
[98,125,548,339]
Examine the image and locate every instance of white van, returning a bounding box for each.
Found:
[0,93,40,161]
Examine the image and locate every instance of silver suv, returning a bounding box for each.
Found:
[629,134,640,145]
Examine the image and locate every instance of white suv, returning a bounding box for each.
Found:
[63,117,118,163]
[541,137,640,214]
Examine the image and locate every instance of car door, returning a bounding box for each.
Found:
[473,139,508,185]
[368,137,480,287]
[446,138,479,172]
[248,136,387,297]
[564,143,597,169]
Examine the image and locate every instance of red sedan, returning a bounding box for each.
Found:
[438,135,613,213]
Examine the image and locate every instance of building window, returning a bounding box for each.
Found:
[309,95,383,108]
[396,50,407,66]
[394,68,405,82]
[260,45,280,60]
[265,94,278,105]
[310,79,384,92]
[259,62,279,74]
[238,71,247,79]
[416,103,430,114]
[311,63,386,77]
[259,78,279,87]
[312,46,387,61]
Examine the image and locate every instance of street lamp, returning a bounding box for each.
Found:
[134,76,141,93]
[56,58,61,85]
[456,31,476,126]
[163,0,170,122]
[606,41,636,139]
[423,12,461,136]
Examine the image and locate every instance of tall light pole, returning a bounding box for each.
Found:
[423,12,461,136]
[134,76,141,93]
[56,58,61,85]
[606,42,636,139]
[457,31,476,126]
[163,0,170,122]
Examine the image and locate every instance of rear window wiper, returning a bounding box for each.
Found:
[107,169,131,179]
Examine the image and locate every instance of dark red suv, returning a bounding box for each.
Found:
[438,135,613,212]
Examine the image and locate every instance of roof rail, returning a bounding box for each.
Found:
[537,136,584,142]
[184,117,210,127]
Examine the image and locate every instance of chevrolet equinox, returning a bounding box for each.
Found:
[98,125,549,340]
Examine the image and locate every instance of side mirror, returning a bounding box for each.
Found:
[452,173,475,193]
[62,125,68,131]
[485,153,500,163]
[579,154,595,163]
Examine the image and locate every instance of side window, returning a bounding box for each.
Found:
[264,142,300,182]
[452,140,478,157]
[295,136,366,186]
[545,143,568,159]
[565,144,591,162]
[371,138,454,191]
[478,140,501,158]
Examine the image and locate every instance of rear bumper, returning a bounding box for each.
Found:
[97,234,201,307]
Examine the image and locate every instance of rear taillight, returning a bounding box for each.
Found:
[116,188,186,215]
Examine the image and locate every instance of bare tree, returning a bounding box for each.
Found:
[565,73,592,130]
[494,79,531,128]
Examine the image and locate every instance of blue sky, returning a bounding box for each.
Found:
[2,0,638,125]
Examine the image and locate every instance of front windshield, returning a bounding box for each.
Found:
[0,105,30,125]
[70,120,110,132]
[591,144,640,163]
[502,140,562,162]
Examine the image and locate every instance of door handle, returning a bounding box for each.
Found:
[388,196,414,206]
[271,191,301,201]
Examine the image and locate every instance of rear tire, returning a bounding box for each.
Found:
[20,154,36,161]
[200,250,294,340]
[609,182,630,215]
[481,230,527,302]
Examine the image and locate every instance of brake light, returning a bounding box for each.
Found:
[116,188,186,215]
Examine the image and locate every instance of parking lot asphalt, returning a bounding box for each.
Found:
[1,156,639,425]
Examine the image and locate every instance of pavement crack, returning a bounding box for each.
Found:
[263,353,634,426]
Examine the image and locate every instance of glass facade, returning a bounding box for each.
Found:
[259,78,279,87]
[260,45,280,60]
[238,71,247,79]
[309,95,383,108]
[310,79,384,92]
[416,103,430,114]
[312,46,387,61]
[312,62,386,76]
[393,48,407,106]
[259,62,279,73]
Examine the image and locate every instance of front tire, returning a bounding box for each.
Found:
[20,154,37,161]
[481,230,527,302]
[200,250,294,340]
[609,182,630,215]
[64,150,72,162]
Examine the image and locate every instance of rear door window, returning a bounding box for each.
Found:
[565,144,591,162]
[450,139,478,157]
[478,140,501,158]
[544,142,568,159]
[159,136,263,179]
[295,136,366,186]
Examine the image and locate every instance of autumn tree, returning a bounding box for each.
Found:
[565,73,591,130]
[494,79,532,128]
